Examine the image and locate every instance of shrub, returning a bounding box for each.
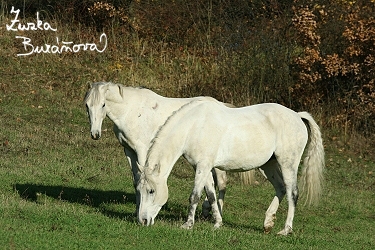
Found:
[291,0,375,134]
[3,0,374,136]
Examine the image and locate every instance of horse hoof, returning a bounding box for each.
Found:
[264,227,272,234]
[181,222,194,230]
[213,222,222,229]
[277,227,293,236]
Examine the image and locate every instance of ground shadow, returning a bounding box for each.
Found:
[14,183,189,223]
[14,183,264,230]
[15,183,137,220]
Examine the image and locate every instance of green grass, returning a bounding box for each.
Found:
[1,81,374,249]
[1,9,375,250]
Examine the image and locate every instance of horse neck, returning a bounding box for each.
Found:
[104,85,150,121]
[103,86,125,122]
[146,142,185,182]
[105,86,153,118]
[145,100,205,179]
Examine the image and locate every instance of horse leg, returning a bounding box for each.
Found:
[260,158,286,234]
[203,171,223,228]
[202,168,226,218]
[276,160,299,236]
[181,163,216,229]
[124,147,141,215]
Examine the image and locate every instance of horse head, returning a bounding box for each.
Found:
[137,166,169,226]
[84,82,109,140]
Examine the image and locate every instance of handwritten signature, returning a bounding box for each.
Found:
[6,6,107,56]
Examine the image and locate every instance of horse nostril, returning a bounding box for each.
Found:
[91,133,100,140]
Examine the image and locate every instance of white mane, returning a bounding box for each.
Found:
[145,99,215,172]
[84,82,148,105]
[84,82,110,105]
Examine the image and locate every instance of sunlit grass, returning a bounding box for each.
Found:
[1,6,374,249]
[1,92,374,249]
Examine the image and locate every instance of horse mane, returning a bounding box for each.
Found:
[84,82,150,104]
[84,82,111,105]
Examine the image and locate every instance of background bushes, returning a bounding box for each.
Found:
[3,0,374,138]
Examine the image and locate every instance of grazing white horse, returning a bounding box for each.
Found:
[84,82,245,217]
[137,100,325,235]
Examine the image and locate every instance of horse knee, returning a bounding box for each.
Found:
[206,191,217,204]
[292,186,299,207]
[189,193,200,204]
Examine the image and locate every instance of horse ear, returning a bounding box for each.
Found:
[103,83,110,94]
[87,82,92,89]
[118,85,124,98]
[136,162,144,172]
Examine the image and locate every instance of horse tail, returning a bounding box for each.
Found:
[237,171,256,185]
[298,112,325,206]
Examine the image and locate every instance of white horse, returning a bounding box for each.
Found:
[137,100,325,235]
[84,82,249,217]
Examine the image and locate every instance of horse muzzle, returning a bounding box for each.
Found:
[91,132,101,140]
[138,212,155,226]
[140,217,154,226]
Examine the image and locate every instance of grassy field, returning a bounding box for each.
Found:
[1,6,375,250]
[1,60,374,250]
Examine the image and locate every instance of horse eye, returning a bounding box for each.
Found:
[102,103,106,108]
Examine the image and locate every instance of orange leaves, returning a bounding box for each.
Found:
[88,2,129,25]
[290,1,375,133]
[292,6,321,47]
[321,54,347,77]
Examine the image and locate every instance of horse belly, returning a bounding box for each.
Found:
[214,130,275,172]
[215,151,273,171]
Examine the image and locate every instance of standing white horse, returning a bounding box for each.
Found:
[138,100,325,235]
[84,82,241,217]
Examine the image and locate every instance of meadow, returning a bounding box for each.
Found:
[1,1,374,249]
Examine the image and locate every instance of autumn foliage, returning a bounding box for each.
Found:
[6,0,375,135]
[291,0,375,133]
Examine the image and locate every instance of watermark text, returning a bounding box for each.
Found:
[6,6,107,56]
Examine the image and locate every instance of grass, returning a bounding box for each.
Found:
[1,71,374,250]
[1,7,375,250]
